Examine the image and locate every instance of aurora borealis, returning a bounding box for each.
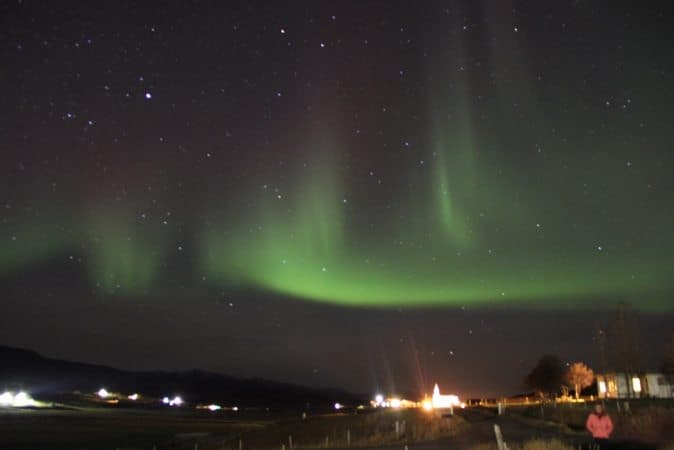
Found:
[1,1,673,395]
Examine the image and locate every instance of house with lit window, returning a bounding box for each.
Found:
[596,373,674,399]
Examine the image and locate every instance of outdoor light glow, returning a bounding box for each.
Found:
[0,392,14,406]
[632,377,642,393]
[168,396,183,406]
[162,397,170,404]
[0,391,37,407]
[375,394,383,405]
[207,404,221,411]
[232,406,239,411]
[389,398,402,408]
[334,402,343,410]
[128,393,139,400]
[598,380,607,394]
[432,383,460,409]
[12,392,34,407]
[422,399,433,411]
[97,388,109,399]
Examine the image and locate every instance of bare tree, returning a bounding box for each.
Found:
[525,355,565,400]
[662,331,674,375]
[566,362,594,399]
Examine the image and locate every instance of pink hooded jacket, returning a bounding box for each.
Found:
[586,412,614,439]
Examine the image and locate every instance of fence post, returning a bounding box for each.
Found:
[395,420,400,437]
[289,435,293,449]
[325,436,329,448]
[239,439,243,450]
[494,424,509,450]
[347,429,351,446]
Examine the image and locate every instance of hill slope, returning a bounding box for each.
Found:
[0,345,363,408]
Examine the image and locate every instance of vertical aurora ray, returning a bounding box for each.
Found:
[425,12,483,250]
[85,212,163,296]
[428,107,477,248]
[201,134,347,295]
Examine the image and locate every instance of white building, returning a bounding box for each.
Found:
[431,383,460,409]
[596,373,674,399]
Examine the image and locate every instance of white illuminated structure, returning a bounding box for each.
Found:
[128,393,139,401]
[0,392,13,406]
[431,384,460,409]
[97,388,109,399]
[0,391,37,407]
[166,396,183,406]
[374,394,384,406]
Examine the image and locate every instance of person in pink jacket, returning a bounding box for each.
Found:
[586,403,614,448]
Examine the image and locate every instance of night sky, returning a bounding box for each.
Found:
[1,1,673,398]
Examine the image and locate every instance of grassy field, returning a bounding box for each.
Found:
[1,400,672,450]
[0,406,466,450]
[490,399,674,444]
[0,406,269,450]
[232,408,467,449]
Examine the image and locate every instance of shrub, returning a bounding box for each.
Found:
[521,438,575,450]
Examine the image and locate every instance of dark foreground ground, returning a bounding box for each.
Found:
[0,403,672,450]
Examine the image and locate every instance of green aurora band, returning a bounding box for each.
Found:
[199,108,672,310]
[3,18,672,311]
[198,34,673,310]
[199,150,672,310]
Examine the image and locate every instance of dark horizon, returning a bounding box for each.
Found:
[2,290,671,398]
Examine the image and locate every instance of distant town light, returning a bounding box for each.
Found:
[168,396,183,406]
[389,398,402,408]
[232,406,239,411]
[334,402,343,410]
[128,393,139,401]
[97,388,109,399]
[207,404,221,411]
[374,394,384,406]
[422,399,433,411]
[162,396,170,404]
[632,377,642,393]
[0,391,36,407]
[0,392,14,406]
[12,392,34,407]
